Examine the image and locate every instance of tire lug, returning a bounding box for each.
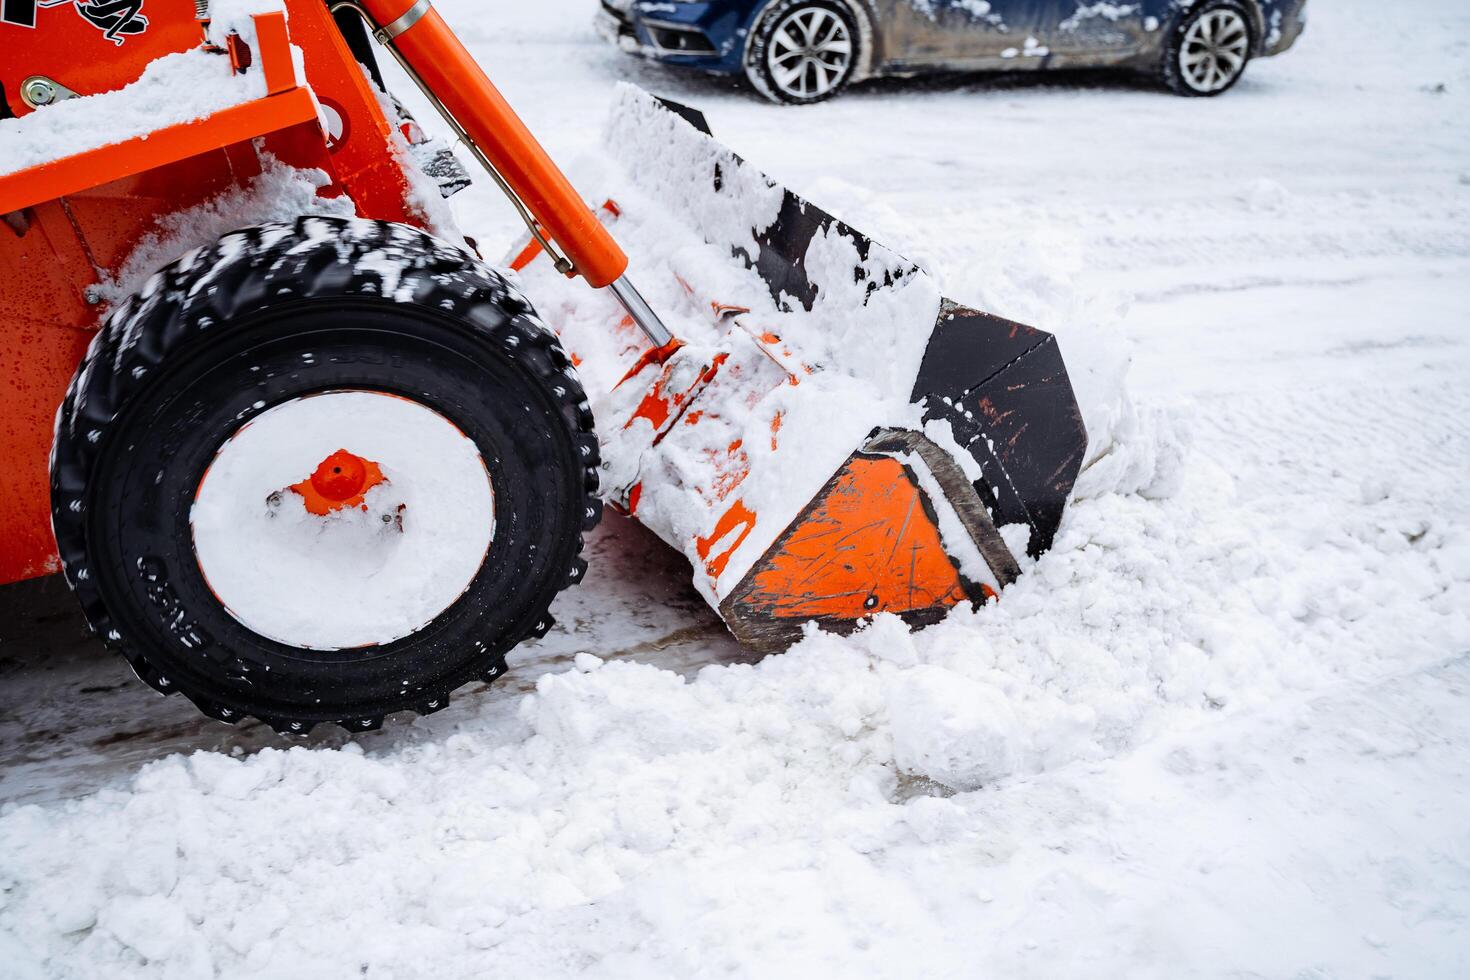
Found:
[51,215,594,736]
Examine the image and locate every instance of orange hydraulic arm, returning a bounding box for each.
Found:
[346,0,674,345]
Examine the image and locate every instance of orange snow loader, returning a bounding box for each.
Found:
[0,0,1087,732]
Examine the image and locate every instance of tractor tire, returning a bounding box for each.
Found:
[1160,0,1254,97]
[50,217,601,734]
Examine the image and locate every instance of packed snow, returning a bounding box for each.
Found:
[191,391,494,650]
[2,0,1469,977]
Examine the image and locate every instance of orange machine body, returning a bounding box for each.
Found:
[0,0,625,583]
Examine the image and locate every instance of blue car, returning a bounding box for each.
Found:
[596,0,1307,103]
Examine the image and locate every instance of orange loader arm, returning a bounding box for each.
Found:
[353,0,674,344]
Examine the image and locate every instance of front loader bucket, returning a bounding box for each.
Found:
[511,85,1087,650]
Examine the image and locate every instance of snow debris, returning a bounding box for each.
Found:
[952,0,1004,26]
[1242,176,1291,213]
[1001,37,1050,59]
[1266,7,1286,48]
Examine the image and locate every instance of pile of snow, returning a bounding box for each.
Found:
[1,380,1465,973]
[3,234,1465,972]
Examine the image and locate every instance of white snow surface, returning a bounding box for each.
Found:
[3,0,1470,977]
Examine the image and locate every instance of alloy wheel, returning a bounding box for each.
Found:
[1179,8,1250,93]
[767,6,853,100]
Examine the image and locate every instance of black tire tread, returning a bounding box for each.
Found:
[50,217,601,734]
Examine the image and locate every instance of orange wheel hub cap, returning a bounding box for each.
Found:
[290,449,386,515]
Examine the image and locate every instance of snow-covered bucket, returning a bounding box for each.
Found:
[512,86,1090,650]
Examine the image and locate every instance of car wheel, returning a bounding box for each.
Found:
[1161,0,1253,97]
[746,0,858,105]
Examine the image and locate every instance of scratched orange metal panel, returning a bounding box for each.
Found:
[625,352,726,437]
[727,456,969,623]
[696,499,758,581]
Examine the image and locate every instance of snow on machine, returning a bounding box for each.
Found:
[0,0,1086,731]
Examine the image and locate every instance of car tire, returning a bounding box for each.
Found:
[50,217,601,734]
[1160,0,1254,97]
[746,0,859,105]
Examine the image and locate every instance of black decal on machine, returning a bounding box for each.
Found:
[16,0,149,44]
[2,0,38,29]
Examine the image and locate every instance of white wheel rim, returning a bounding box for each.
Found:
[1180,9,1249,93]
[191,390,494,650]
[768,6,853,100]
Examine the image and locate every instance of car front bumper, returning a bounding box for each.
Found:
[594,1,746,72]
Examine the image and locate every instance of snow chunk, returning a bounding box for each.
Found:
[888,666,1020,790]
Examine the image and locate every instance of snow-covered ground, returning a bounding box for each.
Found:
[3,0,1469,976]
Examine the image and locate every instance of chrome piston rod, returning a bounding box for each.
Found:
[607,275,674,348]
